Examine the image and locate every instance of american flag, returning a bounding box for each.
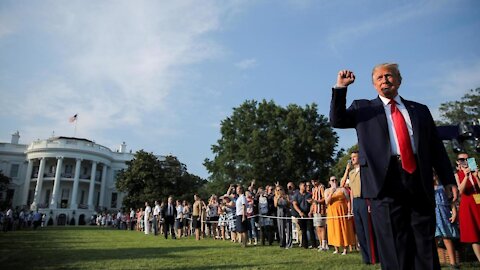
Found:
[69,114,78,123]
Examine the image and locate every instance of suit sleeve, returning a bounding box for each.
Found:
[329,87,356,128]
[425,106,456,186]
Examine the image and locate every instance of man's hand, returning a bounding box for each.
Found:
[445,184,459,202]
[336,70,355,88]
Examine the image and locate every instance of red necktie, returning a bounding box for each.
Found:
[390,100,416,173]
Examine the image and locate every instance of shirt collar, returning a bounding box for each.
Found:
[378,94,403,107]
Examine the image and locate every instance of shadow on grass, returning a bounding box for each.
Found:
[1,245,216,268]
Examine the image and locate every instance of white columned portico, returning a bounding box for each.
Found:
[31,157,46,210]
[70,158,82,209]
[21,159,34,207]
[99,165,107,208]
[49,157,64,209]
[87,161,97,210]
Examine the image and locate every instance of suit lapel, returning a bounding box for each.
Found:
[372,97,389,137]
[402,97,420,153]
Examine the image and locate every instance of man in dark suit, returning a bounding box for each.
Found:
[162,196,177,239]
[329,63,458,270]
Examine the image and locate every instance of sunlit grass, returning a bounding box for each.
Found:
[0,227,477,269]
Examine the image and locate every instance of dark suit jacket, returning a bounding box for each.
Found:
[329,87,455,204]
[161,204,177,218]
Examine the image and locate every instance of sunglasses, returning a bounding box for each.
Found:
[457,158,467,162]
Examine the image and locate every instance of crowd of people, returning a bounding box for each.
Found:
[0,208,45,231]
[88,150,479,269]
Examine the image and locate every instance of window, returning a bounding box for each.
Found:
[111,192,117,208]
[44,189,51,205]
[27,190,34,206]
[96,191,100,207]
[65,164,73,174]
[33,166,39,177]
[61,189,70,200]
[80,190,85,204]
[10,164,19,178]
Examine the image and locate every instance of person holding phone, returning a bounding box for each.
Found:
[455,152,480,262]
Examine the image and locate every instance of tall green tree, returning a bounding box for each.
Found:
[0,171,11,209]
[116,151,206,209]
[204,99,338,189]
[438,87,480,161]
[438,87,479,125]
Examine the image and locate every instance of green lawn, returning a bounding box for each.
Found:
[0,227,477,269]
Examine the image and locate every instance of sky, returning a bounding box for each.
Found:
[1,0,480,179]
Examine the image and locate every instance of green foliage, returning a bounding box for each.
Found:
[204,100,338,190]
[438,87,480,162]
[329,145,359,183]
[116,150,206,209]
[0,171,11,209]
[0,170,10,192]
[438,88,480,125]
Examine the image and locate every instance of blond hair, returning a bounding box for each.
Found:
[372,63,402,83]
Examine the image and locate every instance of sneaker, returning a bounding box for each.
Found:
[333,250,338,254]
[342,250,347,255]
[318,246,323,252]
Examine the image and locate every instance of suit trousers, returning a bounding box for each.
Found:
[153,215,158,235]
[370,157,439,270]
[353,197,378,264]
[164,216,176,239]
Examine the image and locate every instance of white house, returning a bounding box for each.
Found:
[0,131,160,225]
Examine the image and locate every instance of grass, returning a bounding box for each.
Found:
[0,227,478,270]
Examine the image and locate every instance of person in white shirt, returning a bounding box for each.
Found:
[144,201,152,235]
[153,201,161,235]
[235,186,248,247]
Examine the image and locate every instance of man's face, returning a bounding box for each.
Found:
[351,153,359,166]
[299,183,305,193]
[168,197,173,204]
[372,67,401,99]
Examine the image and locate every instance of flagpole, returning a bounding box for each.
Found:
[74,116,78,138]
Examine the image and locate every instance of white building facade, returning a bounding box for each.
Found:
[0,132,143,225]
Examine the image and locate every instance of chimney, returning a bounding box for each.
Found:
[11,131,20,144]
[120,142,127,153]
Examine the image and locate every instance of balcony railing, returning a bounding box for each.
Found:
[37,203,49,209]
[78,204,89,209]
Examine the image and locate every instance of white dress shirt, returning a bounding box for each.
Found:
[378,95,416,155]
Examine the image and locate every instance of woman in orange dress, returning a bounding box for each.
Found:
[325,176,356,255]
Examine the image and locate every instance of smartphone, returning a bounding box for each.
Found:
[467,158,478,172]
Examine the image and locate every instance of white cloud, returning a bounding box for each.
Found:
[235,58,258,70]
[0,0,242,142]
[326,1,447,53]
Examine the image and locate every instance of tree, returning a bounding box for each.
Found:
[204,99,338,189]
[0,171,10,192]
[329,145,359,182]
[116,151,207,209]
[438,87,480,161]
[0,171,11,209]
[438,87,479,125]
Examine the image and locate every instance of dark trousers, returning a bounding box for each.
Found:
[298,218,317,248]
[164,216,175,239]
[353,197,378,264]
[260,226,274,245]
[370,157,439,270]
[153,216,158,235]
